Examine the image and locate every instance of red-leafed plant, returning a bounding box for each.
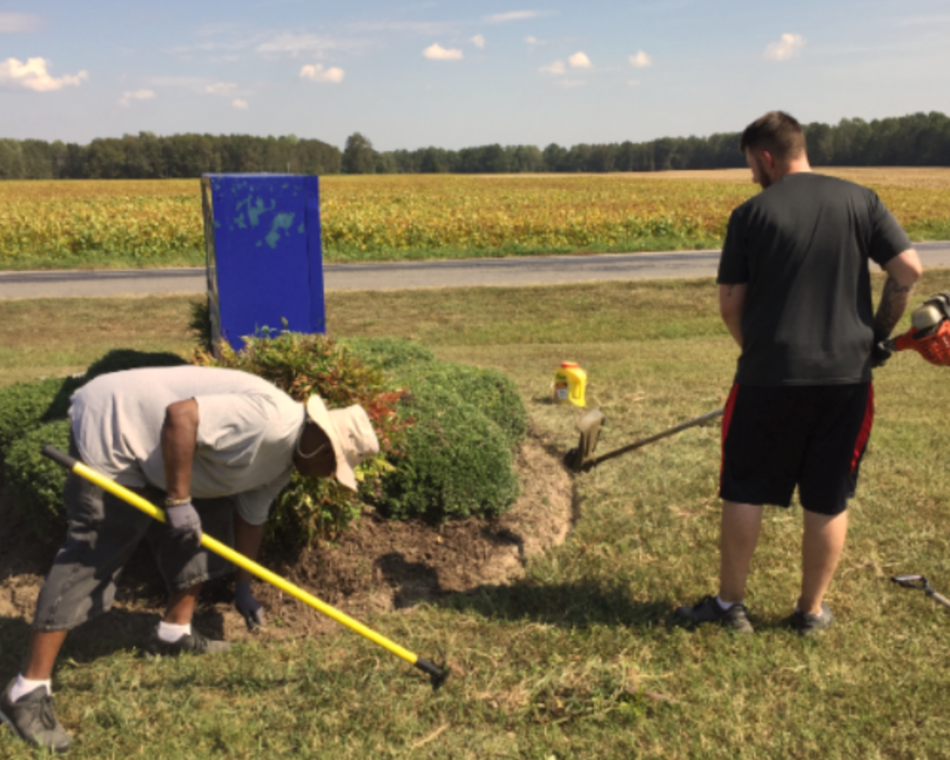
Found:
[192,329,411,545]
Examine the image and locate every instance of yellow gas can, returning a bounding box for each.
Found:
[554,362,587,407]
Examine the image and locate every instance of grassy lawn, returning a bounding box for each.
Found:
[2,271,950,758]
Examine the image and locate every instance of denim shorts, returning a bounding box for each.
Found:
[31,443,236,632]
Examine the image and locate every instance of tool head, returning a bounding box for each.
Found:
[565,408,605,472]
[892,574,930,590]
[414,653,450,690]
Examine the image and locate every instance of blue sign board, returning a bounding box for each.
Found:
[201,174,325,351]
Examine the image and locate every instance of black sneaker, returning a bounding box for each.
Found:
[146,630,232,657]
[790,603,833,637]
[0,677,72,753]
[674,595,754,633]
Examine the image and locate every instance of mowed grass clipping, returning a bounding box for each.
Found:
[2,170,950,269]
[2,270,950,758]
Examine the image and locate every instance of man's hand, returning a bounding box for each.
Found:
[235,581,264,630]
[871,339,892,368]
[165,499,202,546]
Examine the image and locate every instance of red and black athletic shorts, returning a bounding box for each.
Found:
[719,383,873,516]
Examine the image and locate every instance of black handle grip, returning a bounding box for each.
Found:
[42,445,79,471]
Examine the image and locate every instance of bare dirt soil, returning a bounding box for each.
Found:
[0,431,574,649]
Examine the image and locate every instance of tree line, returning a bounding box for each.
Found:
[2,111,948,180]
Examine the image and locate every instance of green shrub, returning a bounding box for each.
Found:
[342,337,436,372]
[193,331,410,545]
[0,376,81,457]
[396,361,527,447]
[340,339,528,523]
[374,381,520,522]
[3,420,71,544]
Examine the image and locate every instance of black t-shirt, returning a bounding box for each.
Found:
[717,172,911,386]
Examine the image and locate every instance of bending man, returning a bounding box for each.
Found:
[1,365,379,751]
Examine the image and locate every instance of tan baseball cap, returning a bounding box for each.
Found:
[305,396,380,491]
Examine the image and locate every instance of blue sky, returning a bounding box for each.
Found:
[1,1,948,151]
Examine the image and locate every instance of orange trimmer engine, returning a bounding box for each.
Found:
[884,292,950,367]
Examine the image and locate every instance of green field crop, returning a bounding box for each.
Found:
[1,170,948,270]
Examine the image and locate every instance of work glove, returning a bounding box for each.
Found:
[235,581,264,630]
[871,338,892,369]
[165,499,203,547]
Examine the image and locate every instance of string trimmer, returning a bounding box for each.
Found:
[882,292,950,366]
[565,407,723,472]
[42,445,449,689]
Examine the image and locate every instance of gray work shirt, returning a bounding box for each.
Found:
[69,366,305,525]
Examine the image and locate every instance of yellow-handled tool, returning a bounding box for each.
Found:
[42,445,449,689]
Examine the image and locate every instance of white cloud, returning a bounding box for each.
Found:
[525,35,545,45]
[423,43,463,60]
[539,60,566,74]
[232,98,249,109]
[0,12,43,33]
[629,50,652,68]
[257,33,364,58]
[205,81,238,95]
[299,63,345,83]
[628,79,641,87]
[147,76,209,91]
[484,10,543,23]
[555,79,585,88]
[0,57,88,92]
[119,89,156,107]
[471,34,486,49]
[764,33,806,61]
[568,51,591,69]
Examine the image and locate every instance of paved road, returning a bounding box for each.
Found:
[1,241,948,298]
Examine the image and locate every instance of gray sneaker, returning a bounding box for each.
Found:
[791,603,833,637]
[146,630,232,657]
[0,677,72,753]
[674,595,754,634]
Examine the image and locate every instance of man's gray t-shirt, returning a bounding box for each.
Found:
[69,366,304,525]
[717,172,912,385]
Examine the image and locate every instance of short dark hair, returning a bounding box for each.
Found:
[739,111,807,162]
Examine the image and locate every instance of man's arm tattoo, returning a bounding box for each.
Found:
[873,275,916,338]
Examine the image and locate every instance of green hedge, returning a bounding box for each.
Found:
[345,339,527,522]
[0,376,80,457]
[4,419,71,541]
[373,380,520,521]
[394,361,528,448]
[342,337,436,372]
[1,340,528,545]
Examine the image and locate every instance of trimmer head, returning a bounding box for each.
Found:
[564,408,605,472]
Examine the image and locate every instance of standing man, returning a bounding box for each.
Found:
[675,111,922,636]
[0,365,380,752]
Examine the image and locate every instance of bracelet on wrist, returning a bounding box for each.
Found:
[164,496,192,508]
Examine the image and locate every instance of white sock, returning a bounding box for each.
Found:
[716,596,736,611]
[10,674,51,702]
[157,620,192,643]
